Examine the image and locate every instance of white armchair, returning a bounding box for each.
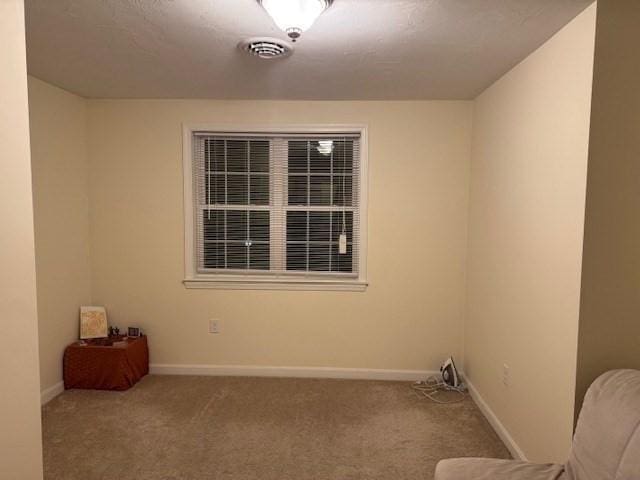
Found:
[435,369,640,480]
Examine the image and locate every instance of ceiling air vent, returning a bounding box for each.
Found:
[239,37,293,59]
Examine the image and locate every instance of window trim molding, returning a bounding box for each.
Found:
[182,123,369,291]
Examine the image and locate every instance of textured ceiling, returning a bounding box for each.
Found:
[25,0,594,100]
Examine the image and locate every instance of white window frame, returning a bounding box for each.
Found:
[182,124,369,291]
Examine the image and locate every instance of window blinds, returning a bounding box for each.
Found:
[192,132,361,278]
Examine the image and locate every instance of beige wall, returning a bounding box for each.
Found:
[465,4,596,463]
[29,76,91,393]
[0,1,44,478]
[575,0,640,409]
[86,100,472,371]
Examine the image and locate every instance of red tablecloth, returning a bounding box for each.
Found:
[63,336,149,391]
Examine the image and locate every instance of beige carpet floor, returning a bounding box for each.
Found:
[42,375,510,480]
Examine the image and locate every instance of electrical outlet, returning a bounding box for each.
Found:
[502,363,510,387]
[209,319,220,334]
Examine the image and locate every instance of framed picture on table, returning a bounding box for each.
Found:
[128,327,140,337]
[79,306,108,339]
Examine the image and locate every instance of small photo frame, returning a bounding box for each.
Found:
[127,327,140,337]
[80,306,108,339]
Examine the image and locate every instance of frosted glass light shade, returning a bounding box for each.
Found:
[259,0,331,40]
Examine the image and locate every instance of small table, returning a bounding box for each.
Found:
[63,336,149,391]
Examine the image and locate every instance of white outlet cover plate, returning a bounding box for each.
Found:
[209,320,220,334]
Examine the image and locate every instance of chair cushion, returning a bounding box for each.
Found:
[566,369,640,480]
[435,458,567,480]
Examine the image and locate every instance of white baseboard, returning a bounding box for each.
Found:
[465,376,528,461]
[41,381,64,405]
[150,364,437,382]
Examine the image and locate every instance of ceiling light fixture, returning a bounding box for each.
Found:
[258,0,333,42]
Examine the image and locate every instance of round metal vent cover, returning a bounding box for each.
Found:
[239,37,293,59]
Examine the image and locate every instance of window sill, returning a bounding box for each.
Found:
[183,278,368,292]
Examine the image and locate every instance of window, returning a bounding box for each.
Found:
[183,125,368,291]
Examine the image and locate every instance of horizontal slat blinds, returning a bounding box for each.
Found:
[193,133,360,278]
